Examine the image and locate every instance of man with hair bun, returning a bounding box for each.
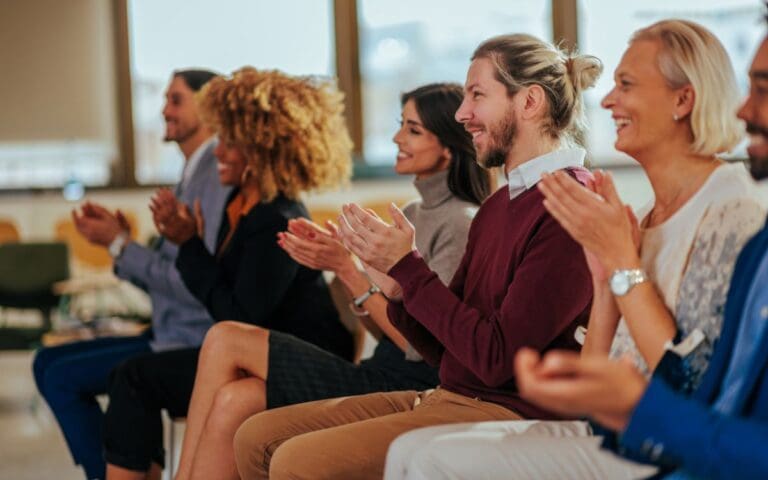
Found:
[230,33,601,480]
[391,18,766,480]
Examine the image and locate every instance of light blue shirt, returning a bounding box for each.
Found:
[506,147,586,199]
[114,140,231,351]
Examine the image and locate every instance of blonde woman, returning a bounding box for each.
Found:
[100,68,353,480]
[387,20,766,480]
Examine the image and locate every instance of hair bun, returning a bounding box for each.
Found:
[566,54,603,91]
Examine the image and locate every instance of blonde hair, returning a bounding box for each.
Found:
[472,33,603,144]
[631,20,742,155]
[197,67,352,201]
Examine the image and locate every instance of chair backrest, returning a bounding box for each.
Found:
[0,219,20,243]
[54,211,139,268]
[0,242,70,308]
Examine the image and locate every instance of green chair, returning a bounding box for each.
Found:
[0,242,70,349]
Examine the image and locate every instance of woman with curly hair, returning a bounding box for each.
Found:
[162,82,494,480]
[101,68,354,480]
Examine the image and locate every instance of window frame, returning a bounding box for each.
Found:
[103,0,579,187]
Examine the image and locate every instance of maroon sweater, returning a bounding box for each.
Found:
[387,168,593,419]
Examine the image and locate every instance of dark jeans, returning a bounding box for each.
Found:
[103,347,200,472]
[32,334,152,480]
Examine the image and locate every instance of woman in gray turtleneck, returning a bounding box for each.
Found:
[170,83,493,480]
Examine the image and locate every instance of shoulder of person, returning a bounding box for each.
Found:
[243,196,306,233]
[700,195,767,235]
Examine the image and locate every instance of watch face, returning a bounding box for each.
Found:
[610,271,630,296]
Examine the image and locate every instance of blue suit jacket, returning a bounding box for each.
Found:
[114,139,232,351]
[620,217,768,479]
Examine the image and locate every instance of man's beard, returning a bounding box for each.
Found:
[478,111,517,169]
[164,122,200,143]
[746,122,768,181]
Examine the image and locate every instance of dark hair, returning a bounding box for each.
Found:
[172,68,220,92]
[401,83,493,205]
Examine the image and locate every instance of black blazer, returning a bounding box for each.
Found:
[176,190,353,361]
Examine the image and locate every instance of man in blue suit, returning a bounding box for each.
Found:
[514,29,768,480]
[32,69,231,480]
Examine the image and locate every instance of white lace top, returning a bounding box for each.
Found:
[609,163,766,384]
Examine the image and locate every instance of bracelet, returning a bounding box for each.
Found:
[347,284,381,316]
[353,284,381,308]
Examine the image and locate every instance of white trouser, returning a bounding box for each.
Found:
[384,420,658,480]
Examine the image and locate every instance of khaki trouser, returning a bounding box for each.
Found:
[232,388,522,480]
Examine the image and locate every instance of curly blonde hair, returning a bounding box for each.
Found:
[197,67,353,201]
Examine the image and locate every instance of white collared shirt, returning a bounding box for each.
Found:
[507,147,586,199]
[180,136,216,192]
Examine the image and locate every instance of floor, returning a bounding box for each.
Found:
[0,350,183,480]
[0,350,85,480]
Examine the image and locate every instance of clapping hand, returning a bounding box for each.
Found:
[72,201,129,247]
[538,170,641,274]
[149,189,203,244]
[277,218,355,274]
[336,203,416,273]
[515,348,647,431]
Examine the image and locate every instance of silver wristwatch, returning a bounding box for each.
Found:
[608,268,648,296]
[352,284,381,308]
[108,233,129,259]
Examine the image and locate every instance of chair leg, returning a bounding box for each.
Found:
[166,412,176,480]
[40,308,52,331]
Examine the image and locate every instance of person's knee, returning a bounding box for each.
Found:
[269,435,333,480]
[108,356,141,393]
[106,354,161,405]
[32,348,53,391]
[202,321,266,357]
[233,412,274,478]
[209,381,263,426]
[38,360,80,403]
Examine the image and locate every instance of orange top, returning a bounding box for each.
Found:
[218,192,259,255]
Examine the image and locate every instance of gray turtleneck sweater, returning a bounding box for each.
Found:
[404,169,478,285]
[399,170,478,362]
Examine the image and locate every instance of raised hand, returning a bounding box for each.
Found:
[72,201,127,247]
[277,218,356,275]
[150,188,197,245]
[515,348,647,431]
[336,202,416,274]
[538,169,640,273]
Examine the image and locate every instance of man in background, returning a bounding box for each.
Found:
[32,69,230,480]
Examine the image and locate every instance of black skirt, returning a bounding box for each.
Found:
[265,331,439,409]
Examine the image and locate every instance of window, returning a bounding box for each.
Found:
[580,0,764,164]
[357,0,551,166]
[127,0,335,184]
[0,0,118,190]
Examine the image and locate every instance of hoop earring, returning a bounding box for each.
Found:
[240,165,256,185]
